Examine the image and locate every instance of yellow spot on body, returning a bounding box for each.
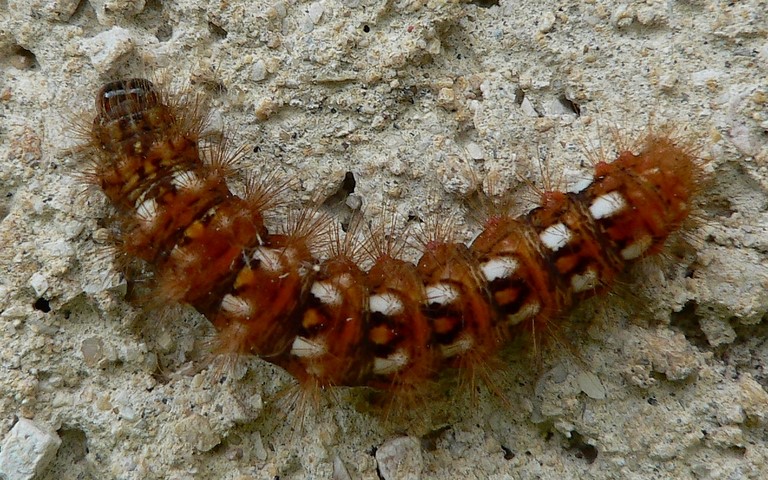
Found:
[369,325,393,345]
[184,220,205,239]
[234,267,256,289]
[302,308,324,329]
[432,317,454,335]
[143,158,157,174]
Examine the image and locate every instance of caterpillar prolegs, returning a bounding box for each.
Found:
[83,78,702,397]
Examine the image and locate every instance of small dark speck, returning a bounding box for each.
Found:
[472,0,500,8]
[579,444,599,464]
[363,24,370,33]
[501,445,515,460]
[33,297,51,313]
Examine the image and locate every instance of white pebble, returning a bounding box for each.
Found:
[345,194,362,210]
[521,97,539,117]
[252,59,267,81]
[35,0,81,21]
[79,26,135,73]
[29,272,49,296]
[0,418,62,480]
[465,142,484,160]
[538,11,556,33]
[174,414,221,452]
[577,371,607,400]
[691,69,722,86]
[375,436,423,480]
[308,2,324,24]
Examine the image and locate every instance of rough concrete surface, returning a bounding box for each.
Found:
[1,0,767,479]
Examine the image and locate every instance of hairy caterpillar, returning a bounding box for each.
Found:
[82,78,703,399]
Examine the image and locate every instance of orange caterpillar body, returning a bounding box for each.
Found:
[86,78,701,395]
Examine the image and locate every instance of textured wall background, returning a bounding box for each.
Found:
[1,0,767,478]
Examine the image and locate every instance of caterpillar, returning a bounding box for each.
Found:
[82,77,703,399]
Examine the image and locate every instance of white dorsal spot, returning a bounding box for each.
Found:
[169,244,183,260]
[440,334,474,358]
[171,170,201,190]
[621,235,654,260]
[507,302,541,325]
[212,210,232,228]
[589,191,628,220]
[571,269,599,293]
[252,247,284,272]
[369,293,404,316]
[481,256,519,282]
[570,177,593,194]
[169,244,194,268]
[540,223,571,251]
[282,247,299,265]
[334,273,354,288]
[311,281,343,306]
[373,350,409,375]
[426,283,459,306]
[221,294,252,318]
[202,205,219,220]
[290,336,327,359]
[136,197,159,223]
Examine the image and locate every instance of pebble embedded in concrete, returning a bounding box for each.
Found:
[78,26,135,73]
[375,436,423,480]
[0,418,62,480]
